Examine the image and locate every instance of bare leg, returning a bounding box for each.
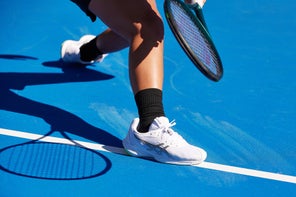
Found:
[95,28,129,54]
[89,0,164,93]
[85,0,207,164]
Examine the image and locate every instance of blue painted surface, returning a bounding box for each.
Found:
[1,0,296,196]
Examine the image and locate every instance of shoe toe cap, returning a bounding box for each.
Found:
[167,145,207,165]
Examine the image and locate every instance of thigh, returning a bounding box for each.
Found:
[88,0,161,41]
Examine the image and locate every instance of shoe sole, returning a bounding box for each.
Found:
[124,146,205,165]
[122,135,206,166]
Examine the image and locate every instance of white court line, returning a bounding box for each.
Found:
[1,128,296,184]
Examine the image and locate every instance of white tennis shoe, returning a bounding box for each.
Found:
[61,35,107,64]
[122,116,207,165]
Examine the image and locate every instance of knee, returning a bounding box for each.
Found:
[132,11,164,44]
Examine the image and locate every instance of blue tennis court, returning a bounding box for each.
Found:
[1,0,295,196]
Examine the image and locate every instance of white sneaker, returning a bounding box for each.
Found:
[61,35,107,64]
[122,117,207,165]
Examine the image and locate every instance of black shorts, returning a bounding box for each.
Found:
[71,0,96,22]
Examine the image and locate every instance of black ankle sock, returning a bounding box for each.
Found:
[80,37,103,62]
[135,88,165,133]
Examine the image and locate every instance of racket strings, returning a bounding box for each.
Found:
[168,1,220,74]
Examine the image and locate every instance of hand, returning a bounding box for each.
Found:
[184,0,206,8]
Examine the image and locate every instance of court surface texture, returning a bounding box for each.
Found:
[1,0,295,196]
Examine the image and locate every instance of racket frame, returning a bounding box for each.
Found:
[164,0,223,81]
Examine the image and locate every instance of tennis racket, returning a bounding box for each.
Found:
[0,130,111,180]
[164,0,223,81]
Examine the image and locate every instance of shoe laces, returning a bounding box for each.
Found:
[163,119,176,135]
[158,120,186,147]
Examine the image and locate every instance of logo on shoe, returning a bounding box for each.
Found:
[141,140,173,158]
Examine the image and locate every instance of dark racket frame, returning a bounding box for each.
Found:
[164,0,223,81]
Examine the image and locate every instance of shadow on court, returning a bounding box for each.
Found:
[0,55,123,179]
[0,54,39,61]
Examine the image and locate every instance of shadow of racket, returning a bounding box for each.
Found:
[0,130,112,180]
